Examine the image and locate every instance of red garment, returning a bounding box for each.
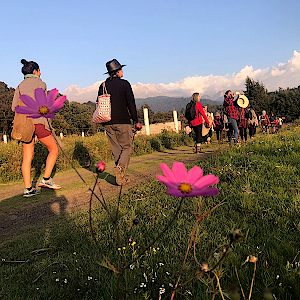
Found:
[238,108,248,129]
[190,102,210,127]
[223,96,239,120]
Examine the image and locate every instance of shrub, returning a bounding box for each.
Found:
[0,130,189,183]
[148,136,163,151]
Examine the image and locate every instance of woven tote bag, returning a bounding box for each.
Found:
[92,82,111,123]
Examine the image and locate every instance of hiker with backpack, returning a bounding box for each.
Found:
[185,93,210,153]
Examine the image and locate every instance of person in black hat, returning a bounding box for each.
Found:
[97,59,142,185]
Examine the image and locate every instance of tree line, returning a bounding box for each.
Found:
[1,78,300,135]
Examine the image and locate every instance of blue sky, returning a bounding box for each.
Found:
[1,0,300,99]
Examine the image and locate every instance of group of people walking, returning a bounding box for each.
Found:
[12,58,141,197]
[185,89,282,151]
[12,57,285,196]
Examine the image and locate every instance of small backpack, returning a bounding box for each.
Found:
[185,101,196,121]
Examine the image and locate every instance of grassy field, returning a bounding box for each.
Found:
[1,127,300,299]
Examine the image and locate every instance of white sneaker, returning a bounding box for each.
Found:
[23,188,40,197]
[38,178,61,190]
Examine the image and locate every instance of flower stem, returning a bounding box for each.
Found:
[209,244,230,273]
[214,271,225,300]
[89,174,99,243]
[248,262,257,300]
[122,197,185,271]
[114,185,123,224]
[47,119,112,218]
[235,266,246,300]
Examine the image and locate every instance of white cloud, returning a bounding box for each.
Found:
[64,50,300,102]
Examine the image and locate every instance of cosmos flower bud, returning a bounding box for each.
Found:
[133,218,139,225]
[200,263,209,272]
[96,161,106,173]
[229,229,243,243]
[248,255,258,263]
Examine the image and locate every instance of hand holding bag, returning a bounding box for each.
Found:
[92,82,111,123]
[11,87,35,143]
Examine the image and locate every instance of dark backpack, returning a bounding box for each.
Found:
[185,101,196,121]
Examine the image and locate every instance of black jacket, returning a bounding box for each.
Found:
[97,77,138,125]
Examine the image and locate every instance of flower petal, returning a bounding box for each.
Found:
[156,175,178,189]
[49,96,67,112]
[15,106,38,115]
[44,113,55,119]
[28,114,45,118]
[19,94,38,109]
[190,187,219,197]
[160,163,177,183]
[34,88,47,106]
[171,162,188,182]
[187,165,204,185]
[194,174,219,190]
[46,89,59,106]
[166,187,187,197]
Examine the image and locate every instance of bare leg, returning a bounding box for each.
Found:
[39,135,59,178]
[22,140,35,188]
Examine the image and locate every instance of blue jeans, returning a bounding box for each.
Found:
[228,117,239,143]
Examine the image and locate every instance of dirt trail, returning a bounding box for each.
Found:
[0,144,224,240]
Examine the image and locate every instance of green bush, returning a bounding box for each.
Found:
[0,141,22,182]
[132,135,153,156]
[148,136,163,151]
[0,130,189,183]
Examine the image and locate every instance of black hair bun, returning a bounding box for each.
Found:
[21,59,28,65]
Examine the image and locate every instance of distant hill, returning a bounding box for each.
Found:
[135,96,222,112]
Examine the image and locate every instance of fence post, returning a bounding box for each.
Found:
[3,134,7,144]
[173,110,179,133]
[60,132,64,140]
[82,131,85,138]
[143,107,150,135]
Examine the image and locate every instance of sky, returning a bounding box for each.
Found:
[1,0,300,101]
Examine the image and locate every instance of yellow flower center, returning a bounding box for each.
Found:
[38,105,49,115]
[178,182,192,194]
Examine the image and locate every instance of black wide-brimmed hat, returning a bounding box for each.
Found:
[105,59,126,74]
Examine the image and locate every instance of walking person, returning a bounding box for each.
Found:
[223,90,239,144]
[202,106,213,144]
[238,107,249,142]
[248,107,258,139]
[259,110,270,133]
[213,111,224,143]
[11,59,61,197]
[97,59,142,185]
[185,93,210,153]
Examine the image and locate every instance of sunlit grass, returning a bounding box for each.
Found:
[1,126,300,299]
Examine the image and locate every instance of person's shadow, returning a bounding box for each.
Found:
[72,141,93,170]
[73,141,117,185]
[0,188,68,241]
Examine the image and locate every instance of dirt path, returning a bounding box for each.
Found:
[0,144,224,240]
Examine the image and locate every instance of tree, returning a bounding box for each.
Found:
[244,77,271,114]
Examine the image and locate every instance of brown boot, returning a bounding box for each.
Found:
[114,165,130,186]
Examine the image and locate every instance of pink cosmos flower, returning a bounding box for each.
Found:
[156,162,219,197]
[15,88,67,119]
[96,161,106,173]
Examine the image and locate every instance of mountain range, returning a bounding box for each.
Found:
[135,96,223,112]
